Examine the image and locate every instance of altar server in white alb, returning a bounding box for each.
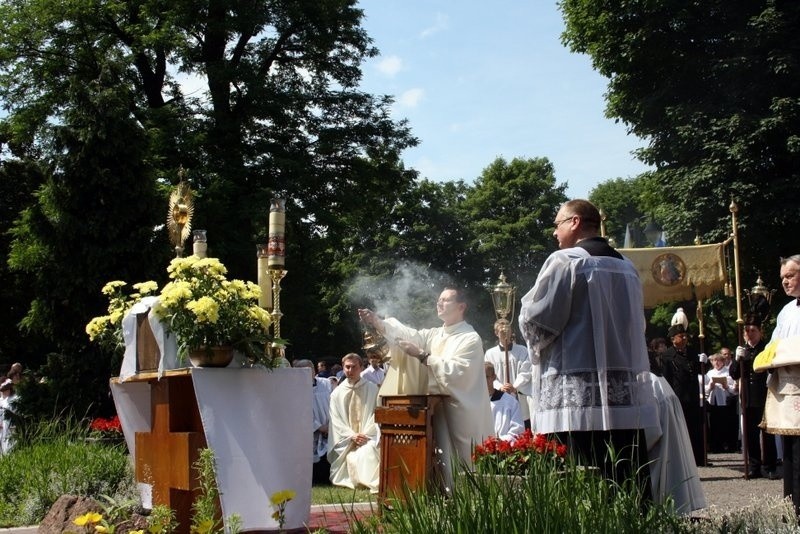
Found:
[327,353,380,492]
[484,318,534,429]
[518,199,658,494]
[358,287,494,486]
[292,359,332,484]
[485,362,525,441]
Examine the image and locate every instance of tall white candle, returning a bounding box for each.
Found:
[257,244,272,310]
[268,198,286,268]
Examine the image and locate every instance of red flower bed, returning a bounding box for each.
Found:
[89,415,122,434]
[473,429,567,476]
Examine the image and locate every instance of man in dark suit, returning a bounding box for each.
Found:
[730,314,777,479]
[661,323,708,466]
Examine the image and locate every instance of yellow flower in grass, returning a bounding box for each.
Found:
[270,488,296,506]
[73,512,103,526]
[95,524,109,533]
[190,518,214,534]
[270,488,295,529]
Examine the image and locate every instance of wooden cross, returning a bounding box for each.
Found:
[135,372,206,532]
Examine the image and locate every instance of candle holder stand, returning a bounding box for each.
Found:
[269,268,287,339]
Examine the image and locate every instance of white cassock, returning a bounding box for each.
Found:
[312,378,332,463]
[489,391,525,441]
[327,378,380,491]
[382,318,494,480]
[484,343,535,423]
[645,375,706,513]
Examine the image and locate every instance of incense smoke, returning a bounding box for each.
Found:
[347,261,453,327]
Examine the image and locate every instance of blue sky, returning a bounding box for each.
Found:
[356,0,652,199]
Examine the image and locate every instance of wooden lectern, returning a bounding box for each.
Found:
[375,395,446,504]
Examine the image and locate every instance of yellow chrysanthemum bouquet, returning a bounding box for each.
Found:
[151,256,272,362]
[88,256,274,366]
[86,280,160,353]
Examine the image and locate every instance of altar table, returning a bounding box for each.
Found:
[111,367,311,532]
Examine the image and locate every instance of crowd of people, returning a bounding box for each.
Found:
[6,198,796,518]
[287,200,800,520]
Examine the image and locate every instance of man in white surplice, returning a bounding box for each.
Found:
[358,287,494,485]
[518,199,659,495]
[327,353,380,492]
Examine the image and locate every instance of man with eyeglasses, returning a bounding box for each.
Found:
[358,288,493,488]
[518,199,658,498]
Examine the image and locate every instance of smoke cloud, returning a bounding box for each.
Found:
[347,260,453,327]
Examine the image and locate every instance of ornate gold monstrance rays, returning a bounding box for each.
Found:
[167,173,194,257]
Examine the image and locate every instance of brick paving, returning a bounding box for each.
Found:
[298,503,374,533]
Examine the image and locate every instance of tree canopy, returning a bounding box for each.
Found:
[0,1,568,419]
[563,0,800,284]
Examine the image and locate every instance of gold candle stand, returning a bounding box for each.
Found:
[269,268,287,339]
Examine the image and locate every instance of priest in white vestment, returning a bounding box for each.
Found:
[327,353,380,492]
[359,287,494,487]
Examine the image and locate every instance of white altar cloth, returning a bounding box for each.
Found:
[119,297,181,381]
[111,367,312,531]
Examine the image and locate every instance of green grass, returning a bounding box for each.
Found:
[6,421,798,533]
[311,484,373,505]
[0,418,136,527]
[0,415,374,528]
[351,454,687,534]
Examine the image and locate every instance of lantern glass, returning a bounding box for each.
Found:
[491,273,515,320]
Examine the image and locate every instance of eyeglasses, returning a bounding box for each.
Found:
[553,216,575,229]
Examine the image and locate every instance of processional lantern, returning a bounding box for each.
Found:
[491,272,516,384]
[491,271,516,322]
[745,273,775,325]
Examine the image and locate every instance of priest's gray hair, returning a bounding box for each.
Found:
[293,359,313,369]
[780,255,800,266]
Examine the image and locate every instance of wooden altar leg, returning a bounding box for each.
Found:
[135,375,206,533]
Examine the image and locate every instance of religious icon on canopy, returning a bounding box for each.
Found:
[651,253,686,286]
